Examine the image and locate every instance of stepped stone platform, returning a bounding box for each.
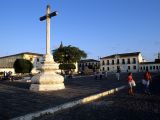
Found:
[0,72,158,120]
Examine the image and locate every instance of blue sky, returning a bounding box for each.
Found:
[0,0,160,61]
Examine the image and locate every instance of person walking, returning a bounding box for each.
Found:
[128,72,136,95]
[99,70,103,80]
[104,71,108,79]
[116,67,121,80]
[144,69,152,95]
[94,71,97,80]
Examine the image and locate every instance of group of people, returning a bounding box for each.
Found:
[127,69,152,95]
[94,71,108,80]
[94,67,121,80]
[95,68,152,96]
[1,71,13,81]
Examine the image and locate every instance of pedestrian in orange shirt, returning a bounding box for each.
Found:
[128,72,136,95]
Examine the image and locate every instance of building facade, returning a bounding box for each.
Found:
[0,52,43,74]
[100,52,143,73]
[79,59,100,74]
[139,59,160,72]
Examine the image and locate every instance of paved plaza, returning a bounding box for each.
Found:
[0,72,159,120]
[35,78,160,120]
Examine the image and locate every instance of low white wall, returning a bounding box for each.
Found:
[0,68,15,75]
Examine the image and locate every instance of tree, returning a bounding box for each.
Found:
[53,45,87,64]
[53,45,87,74]
[13,59,33,73]
[59,63,76,70]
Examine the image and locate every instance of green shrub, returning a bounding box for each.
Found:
[13,59,33,73]
[0,72,4,76]
[59,63,76,70]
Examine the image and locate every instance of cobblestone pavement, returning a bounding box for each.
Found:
[34,74,160,120]
[0,72,157,119]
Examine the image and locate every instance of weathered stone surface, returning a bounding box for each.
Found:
[30,54,65,91]
[31,72,64,84]
[30,83,65,91]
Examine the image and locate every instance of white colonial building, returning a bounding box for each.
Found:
[0,51,79,75]
[139,58,160,72]
[100,52,143,73]
[0,52,43,74]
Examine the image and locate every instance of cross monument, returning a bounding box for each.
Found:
[40,5,57,56]
[30,5,65,91]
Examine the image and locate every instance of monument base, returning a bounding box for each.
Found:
[30,83,65,91]
[30,54,65,92]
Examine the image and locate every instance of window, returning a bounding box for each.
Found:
[37,58,39,62]
[127,58,130,64]
[141,67,142,70]
[143,66,145,70]
[112,60,114,65]
[117,59,120,64]
[146,66,148,71]
[85,63,87,66]
[79,64,81,67]
[107,60,109,65]
[107,67,110,71]
[117,66,120,70]
[128,66,130,70]
[150,66,152,70]
[102,67,105,71]
[133,58,136,64]
[30,58,33,61]
[153,66,155,70]
[156,66,158,70]
[122,59,125,64]
[133,66,136,70]
[102,61,105,65]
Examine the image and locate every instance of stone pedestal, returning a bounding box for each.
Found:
[30,54,65,91]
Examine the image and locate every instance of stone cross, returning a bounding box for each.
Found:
[30,5,65,92]
[40,5,58,55]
